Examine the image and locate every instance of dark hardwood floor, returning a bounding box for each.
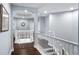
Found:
[11,42,41,55]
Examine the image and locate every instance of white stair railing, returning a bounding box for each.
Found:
[37,33,79,55]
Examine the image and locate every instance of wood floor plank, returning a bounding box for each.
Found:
[11,42,41,55]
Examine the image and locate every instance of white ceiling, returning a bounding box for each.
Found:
[12,3,78,16]
[12,3,47,9]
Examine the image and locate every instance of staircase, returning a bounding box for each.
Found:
[38,39,58,55]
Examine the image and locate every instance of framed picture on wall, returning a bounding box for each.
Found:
[0,4,9,32]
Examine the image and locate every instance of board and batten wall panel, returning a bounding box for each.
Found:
[49,10,78,43]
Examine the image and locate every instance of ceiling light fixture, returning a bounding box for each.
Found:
[44,11,48,14]
[70,7,74,10]
[25,10,28,13]
[22,17,24,18]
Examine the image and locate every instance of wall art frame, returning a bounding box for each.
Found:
[0,4,9,32]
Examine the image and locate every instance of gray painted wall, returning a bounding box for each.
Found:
[39,16,49,34]
[49,10,78,43]
[0,3,12,55]
[15,19,34,30]
[39,17,46,33]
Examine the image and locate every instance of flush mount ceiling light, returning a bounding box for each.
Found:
[70,7,74,10]
[22,17,24,18]
[24,10,28,13]
[44,11,48,14]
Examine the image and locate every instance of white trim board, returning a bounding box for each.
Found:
[34,44,46,55]
[9,48,14,55]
